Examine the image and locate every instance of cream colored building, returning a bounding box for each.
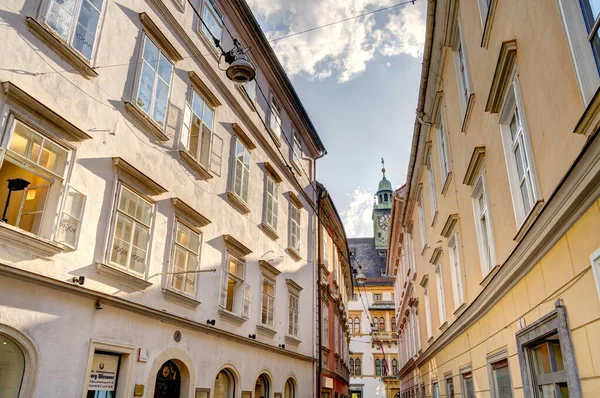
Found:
[0,0,327,397]
[390,0,600,397]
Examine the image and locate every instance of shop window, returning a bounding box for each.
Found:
[86,351,121,398]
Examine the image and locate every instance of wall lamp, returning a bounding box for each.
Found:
[278,344,285,349]
[248,334,256,339]
[95,300,103,310]
[206,319,216,326]
[72,276,85,285]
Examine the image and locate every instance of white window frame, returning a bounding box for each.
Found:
[417,191,427,251]
[499,70,541,227]
[219,252,250,318]
[269,94,282,139]
[264,174,279,230]
[231,138,251,203]
[261,275,275,328]
[557,0,600,105]
[448,232,465,309]
[198,0,223,50]
[452,15,473,117]
[435,262,447,325]
[426,152,438,218]
[477,0,490,27]
[591,247,600,301]
[424,284,433,339]
[41,0,107,61]
[290,203,301,252]
[436,108,451,185]
[292,129,302,170]
[180,89,217,170]
[288,292,299,337]
[471,168,497,276]
[169,220,202,297]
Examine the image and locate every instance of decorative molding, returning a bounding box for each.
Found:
[231,123,256,149]
[259,259,281,277]
[162,288,201,309]
[288,191,304,209]
[124,101,169,142]
[463,147,486,185]
[226,191,251,214]
[486,40,518,113]
[25,17,98,79]
[0,223,64,257]
[479,264,501,288]
[461,93,475,133]
[286,247,302,261]
[112,157,167,196]
[260,222,279,240]
[513,200,545,242]
[171,198,211,227]
[223,234,252,256]
[441,172,453,196]
[179,149,213,180]
[440,214,459,238]
[218,308,246,325]
[480,0,499,49]
[96,262,152,290]
[2,81,92,141]
[286,279,303,293]
[139,12,183,61]
[574,85,600,135]
[188,71,222,107]
[256,323,277,337]
[263,162,283,183]
[419,274,429,288]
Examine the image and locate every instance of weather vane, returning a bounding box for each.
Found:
[381,157,386,178]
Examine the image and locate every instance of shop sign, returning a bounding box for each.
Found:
[322,376,334,389]
[88,353,119,391]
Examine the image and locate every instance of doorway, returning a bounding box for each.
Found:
[154,360,181,398]
[254,374,270,398]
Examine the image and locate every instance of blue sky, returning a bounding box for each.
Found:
[247,0,426,237]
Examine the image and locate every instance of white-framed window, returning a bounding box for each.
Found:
[0,118,85,246]
[436,108,451,184]
[198,0,223,49]
[472,168,496,275]
[261,275,275,327]
[269,95,282,138]
[292,130,302,169]
[180,89,219,171]
[448,232,465,309]
[452,15,473,116]
[108,185,153,275]
[322,303,329,348]
[426,152,438,218]
[424,284,433,339]
[135,35,173,127]
[557,0,600,105]
[290,203,301,252]
[591,247,600,301]
[417,191,427,251]
[170,221,202,296]
[499,70,541,226]
[288,292,299,337]
[264,174,279,230]
[232,138,250,203]
[435,261,447,325]
[477,0,491,27]
[461,370,476,398]
[43,0,106,60]
[219,252,250,318]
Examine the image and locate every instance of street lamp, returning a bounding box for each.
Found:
[224,40,256,84]
[354,268,367,285]
[2,178,30,223]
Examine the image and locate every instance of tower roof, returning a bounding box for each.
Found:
[378,177,392,192]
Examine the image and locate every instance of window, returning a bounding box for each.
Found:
[382,359,388,375]
[334,312,339,354]
[86,351,121,398]
[135,35,173,126]
[0,332,25,398]
[432,382,440,398]
[452,16,473,116]
[242,78,257,102]
[472,169,496,275]
[424,284,433,339]
[448,233,465,309]
[417,191,426,250]
[261,276,275,327]
[199,0,223,49]
[219,253,250,318]
[170,221,201,296]
[591,248,600,300]
[109,185,153,275]
[292,130,302,169]
[349,358,354,376]
[461,371,475,398]
[264,175,279,230]
[232,138,250,203]
[499,71,541,226]
[288,292,299,337]
[180,90,216,170]
[392,359,398,375]
[373,293,382,301]
[322,303,329,348]
[435,262,447,325]
[290,203,301,252]
[426,153,438,218]
[436,109,451,184]
[379,317,385,332]
[355,358,361,376]
[43,0,105,60]
[490,359,513,398]
[446,377,455,398]
[391,316,397,332]
[269,95,282,139]
[530,338,570,396]
[375,359,382,376]
[353,317,360,335]
[284,378,296,398]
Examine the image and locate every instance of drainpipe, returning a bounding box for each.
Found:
[316,188,324,398]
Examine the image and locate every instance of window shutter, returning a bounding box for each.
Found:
[55,185,87,248]
[181,102,192,148]
[242,282,251,318]
[210,134,223,176]
[219,269,227,308]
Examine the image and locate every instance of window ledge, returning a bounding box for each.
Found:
[461,93,475,133]
[96,262,152,290]
[439,321,448,331]
[226,191,251,214]
[441,172,453,196]
[0,222,64,257]
[218,308,247,325]
[453,302,466,315]
[285,335,302,346]
[256,323,277,337]
[124,101,169,141]
[427,336,434,344]
[431,211,438,227]
[179,149,213,179]
[162,288,201,309]
[513,199,545,242]
[286,246,302,261]
[479,264,501,288]
[26,17,98,79]
[260,222,279,240]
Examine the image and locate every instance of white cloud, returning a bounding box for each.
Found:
[247,0,426,82]
[341,187,374,238]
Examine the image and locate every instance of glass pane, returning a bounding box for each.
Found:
[39,139,67,175]
[118,188,137,217]
[153,101,167,126]
[130,224,149,272]
[171,246,186,291]
[538,385,556,398]
[8,126,31,157]
[493,362,513,398]
[72,0,100,59]
[135,198,152,225]
[157,54,172,85]
[532,343,552,375]
[177,223,191,247]
[553,342,565,372]
[143,37,159,68]
[203,106,214,129]
[111,214,132,266]
[137,85,152,113]
[47,0,75,40]
[57,213,80,246]
[155,79,169,106]
[559,383,569,398]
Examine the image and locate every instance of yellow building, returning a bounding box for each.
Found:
[389,0,600,397]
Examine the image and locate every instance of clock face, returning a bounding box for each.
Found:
[378,214,391,231]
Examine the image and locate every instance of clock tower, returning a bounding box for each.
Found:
[373,158,393,251]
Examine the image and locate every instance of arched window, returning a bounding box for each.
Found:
[379,194,383,203]
[214,369,236,398]
[0,333,25,398]
[284,378,295,398]
[382,359,388,375]
[348,320,353,334]
[384,193,388,201]
[349,359,354,376]
[375,359,381,376]
[353,317,360,334]
[372,318,378,331]
[391,317,397,332]
[379,318,385,332]
[355,358,361,376]
[254,373,270,398]
[392,359,398,375]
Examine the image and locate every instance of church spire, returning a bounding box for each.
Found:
[381,157,386,179]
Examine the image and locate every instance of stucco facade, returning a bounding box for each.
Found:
[391,0,600,397]
[0,0,327,397]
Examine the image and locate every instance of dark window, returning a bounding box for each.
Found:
[355,358,361,376]
[349,359,354,376]
[375,359,381,376]
[392,359,398,375]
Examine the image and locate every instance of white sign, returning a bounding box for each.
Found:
[88,353,119,391]
[137,348,149,362]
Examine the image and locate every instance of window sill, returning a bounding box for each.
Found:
[124,101,169,142]
[0,222,64,257]
[162,288,201,309]
[453,302,466,315]
[427,336,434,343]
[460,93,475,133]
[218,308,247,325]
[226,191,251,214]
[513,199,545,242]
[286,246,302,261]
[179,149,213,180]
[96,262,152,290]
[431,211,438,228]
[256,323,277,337]
[285,335,302,346]
[260,222,279,240]
[479,264,500,288]
[441,172,453,196]
[439,321,448,331]
[26,17,98,79]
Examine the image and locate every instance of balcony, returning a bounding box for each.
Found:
[371,331,398,348]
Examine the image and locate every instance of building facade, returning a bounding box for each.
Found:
[348,172,399,398]
[0,0,327,397]
[392,0,600,397]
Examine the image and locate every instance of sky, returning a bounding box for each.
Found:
[246,0,427,238]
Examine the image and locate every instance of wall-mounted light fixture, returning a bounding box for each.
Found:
[95,300,103,310]
[248,334,256,339]
[278,344,285,349]
[72,276,85,285]
[206,319,216,326]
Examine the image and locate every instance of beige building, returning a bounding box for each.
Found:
[390,0,600,397]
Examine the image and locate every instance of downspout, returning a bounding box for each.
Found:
[316,188,324,398]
